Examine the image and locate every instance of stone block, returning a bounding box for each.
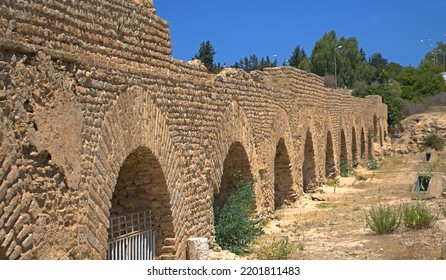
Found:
[187,237,209,260]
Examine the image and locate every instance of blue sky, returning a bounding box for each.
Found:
[155,0,445,67]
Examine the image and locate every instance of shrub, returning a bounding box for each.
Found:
[340,160,351,177]
[214,177,263,255]
[402,200,437,230]
[423,134,445,151]
[367,156,379,170]
[365,204,401,235]
[257,237,294,260]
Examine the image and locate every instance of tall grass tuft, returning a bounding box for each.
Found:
[257,237,294,260]
[402,200,437,230]
[365,204,401,235]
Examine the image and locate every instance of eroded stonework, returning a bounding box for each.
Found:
[0,0,388,259]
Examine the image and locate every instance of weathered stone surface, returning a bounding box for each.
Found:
[0,0,388,260]
[187,238,209,260]
[392,112,446,154]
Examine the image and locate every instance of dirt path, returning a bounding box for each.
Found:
[248,151,446,260]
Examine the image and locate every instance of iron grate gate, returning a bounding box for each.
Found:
[107,210,155,260]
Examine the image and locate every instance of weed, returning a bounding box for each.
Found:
[296,242,305,251]
[257,237,294,260]
[402,200,437,230]
[365,204,401,235]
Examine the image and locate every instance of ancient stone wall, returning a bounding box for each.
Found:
[0,0,388,259]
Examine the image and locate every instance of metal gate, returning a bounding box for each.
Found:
[107,210,155,260]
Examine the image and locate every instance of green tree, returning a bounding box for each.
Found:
[310,31,366,88]
[289,44,308,68]
[336,36,364,88]
[310,31,338,77]
[424,42,446,70]
[381,62,403,82]
[397,62,446,100]
[297,57,311,72]
[368,52,388,83]
[354,61,376,88]
[234,54,277,72]
[193,40,218,73]
[354,83,405,126]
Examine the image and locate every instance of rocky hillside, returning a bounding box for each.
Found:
[392,109,446,154]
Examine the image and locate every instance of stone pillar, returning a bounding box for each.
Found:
[187,238,209,260]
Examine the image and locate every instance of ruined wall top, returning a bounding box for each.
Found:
[133,0,156,13]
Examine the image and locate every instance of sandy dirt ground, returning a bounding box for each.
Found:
[247,151,446,260]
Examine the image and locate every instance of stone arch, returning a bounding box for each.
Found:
[325,131,336,178]
[373,114,379,143]
[360,128,366,159]
[367,127,373,156]
[302,130,316,193]
[274,138,293,208]
[379,124,384,147]
[89,87,180,259]
[340,129,348,166]
[214,141,253,209]
[351,126,358,165]
[211,101,257,199]
[266,108,298,214]
[109,146,174,258]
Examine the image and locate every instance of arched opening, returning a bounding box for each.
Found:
[274,138,293,208]
[379,127,383,147]
[340,129,348,173]
[108,147,174,260]
[360,128,366,159]
[351,127,358,166]
[325,131,336,178]
[367,128,373,156]
[215,142,253,210]
[302,130,316,193]
[373,115,379,143]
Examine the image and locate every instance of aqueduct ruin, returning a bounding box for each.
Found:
[0,0,388,260]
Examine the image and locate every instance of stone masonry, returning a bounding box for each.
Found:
[0,0,388,259]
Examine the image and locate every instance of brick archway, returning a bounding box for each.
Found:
[340,129,348,165]
[274,138,293,208]
[302,130,316,193]
[325,131,336,178]
[352,126,358,165]
[360,128,366,159]
[214,141,253,209]
[108,146,173,259]
[89,87,180,259]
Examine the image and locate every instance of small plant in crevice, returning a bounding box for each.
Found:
[402,200,437,230]
[365,204,401,235]
[257,237,294,260]
[214,176,263,255]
